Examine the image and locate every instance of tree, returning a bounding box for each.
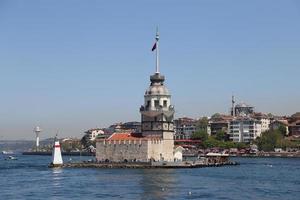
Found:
[256,130,283,151]
[61,140,82,152]
[267,113,274,118]
[211,113,221,119]
[277,125,287,136]
[214,130,226,141]
[196,117,209,131]
[203,137,219,148]
[81,135,93,148]
[191,130,208,141]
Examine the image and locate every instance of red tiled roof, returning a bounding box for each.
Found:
[107,133,144,140]
[96,132,163,141]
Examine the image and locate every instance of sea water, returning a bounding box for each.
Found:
[0,155,299,200]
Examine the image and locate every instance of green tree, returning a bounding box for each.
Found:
[214,130,226,141]
[196,117,209,131]
[61,140,82,152]
[277,125,287,136]
[191,130,208,141]
[211,113,221,119]
[235,142,248,149]
[267,113,274,118]
[81,135,94,149]
[203,137,219,148]
[256,130,283,151]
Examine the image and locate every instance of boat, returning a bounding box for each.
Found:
[2,150,14,155]
[5,156,17,160]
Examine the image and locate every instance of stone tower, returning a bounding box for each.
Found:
[139,29,175,161]
[139,72,175,161]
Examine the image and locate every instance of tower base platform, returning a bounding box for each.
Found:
[61,160,239,169]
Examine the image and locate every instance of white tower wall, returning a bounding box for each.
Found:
[52,140,63,166]
[34,126,41,150]
[36,136,39,148]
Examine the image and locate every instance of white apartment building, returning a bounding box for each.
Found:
[229,118,262,143]
[84,128,105,141]
[260,118,270,133]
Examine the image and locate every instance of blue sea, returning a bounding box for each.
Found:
[0,155,299,200]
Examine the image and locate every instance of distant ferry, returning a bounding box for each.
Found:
[2,151,14,155]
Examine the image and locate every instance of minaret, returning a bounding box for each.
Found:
[140,29,175,138]
[34,126,41,151]
[231,95,235,117]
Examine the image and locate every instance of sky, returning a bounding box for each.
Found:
[0,0,300,140]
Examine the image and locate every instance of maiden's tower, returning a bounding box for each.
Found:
[96,30,178,162]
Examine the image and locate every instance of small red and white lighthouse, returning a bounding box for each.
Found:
[49,136,63,167]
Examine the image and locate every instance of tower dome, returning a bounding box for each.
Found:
[145,73,170,96]
[145,85,170,96]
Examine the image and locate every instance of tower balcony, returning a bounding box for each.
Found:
[140,105,174,119]
[150,73,165,85]
[140,105,174,112]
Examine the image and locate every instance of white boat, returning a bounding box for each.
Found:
[2,151,14,155]
[5,156,17,160]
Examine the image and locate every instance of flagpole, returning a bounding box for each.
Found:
[155,28,159,74]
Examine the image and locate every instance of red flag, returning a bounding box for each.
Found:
[151,42,157,51]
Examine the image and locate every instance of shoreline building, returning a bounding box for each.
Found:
[96,31,178,162]
[106,122,141,134]
[84,128,105,141]
[208,114,233,137]
[174,117,197,139]
[288,112,300,137]
[229,96,263,142]
[269,119,289,134]
[251,112,270,133]
[229,117,262,142]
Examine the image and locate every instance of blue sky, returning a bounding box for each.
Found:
[0,0,299,139]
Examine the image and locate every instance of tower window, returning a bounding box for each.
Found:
[146,100,150,108]
[163,100,167,107]
[154,100,159,108]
